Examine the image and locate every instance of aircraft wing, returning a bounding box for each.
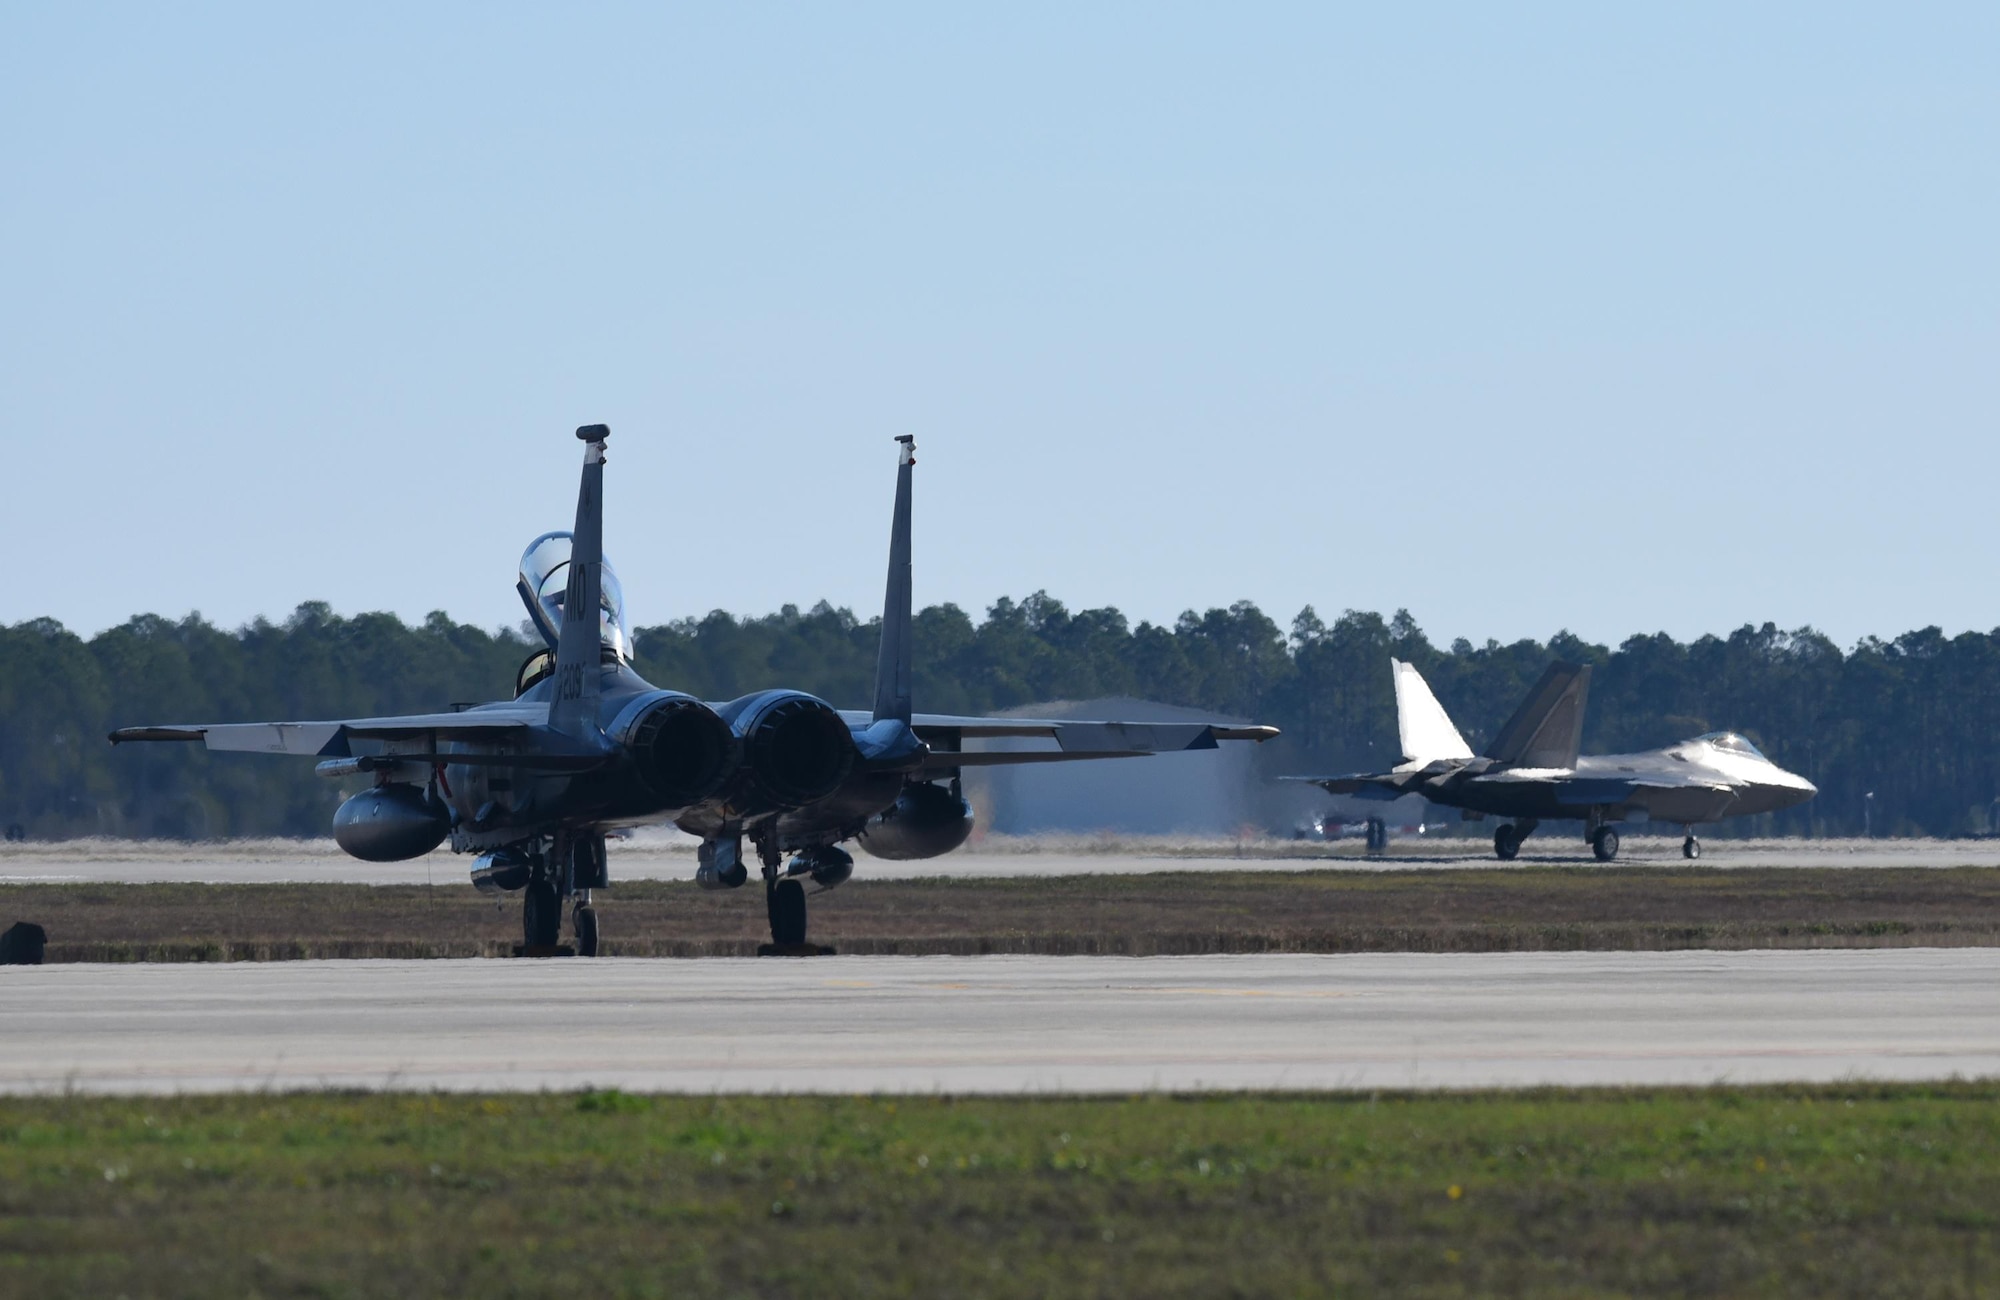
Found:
[1545,775,1737,805]
[109,707,547,758]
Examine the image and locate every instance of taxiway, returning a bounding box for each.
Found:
[3,949,1995,1094]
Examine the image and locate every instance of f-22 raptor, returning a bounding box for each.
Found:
[1290,659,1815,862]
[112,427,1277,953]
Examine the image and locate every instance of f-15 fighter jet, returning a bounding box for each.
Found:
[112,427,1278,953]
[1288,659,1814,861]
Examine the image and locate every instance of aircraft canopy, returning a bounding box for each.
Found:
[1696,731,1766,760]
[518,530,631,662]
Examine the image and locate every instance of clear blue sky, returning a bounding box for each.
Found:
[3,3,1994,650]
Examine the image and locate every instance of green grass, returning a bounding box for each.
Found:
[5,1087,2000,1297]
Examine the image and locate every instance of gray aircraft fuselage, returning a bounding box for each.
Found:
[1377,735,1817,826]
[1294,658,1814,861]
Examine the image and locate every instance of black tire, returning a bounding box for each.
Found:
[573,904,599,957]
[570,835,609,891]
[1494,826,1521,861]
[1592,827,1621,863]
[1683,836,1700,861]
[769,878,808,947]
[523,879,561,948]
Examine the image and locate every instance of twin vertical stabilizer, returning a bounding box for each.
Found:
[549,425,610,740]
[1392,660,1473,764]
[871,436,916,725]
[1484,662,1591,769]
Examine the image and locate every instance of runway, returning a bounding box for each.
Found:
[5,835,1996,885]
[4,949,1997,1095]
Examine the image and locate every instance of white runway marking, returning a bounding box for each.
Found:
[3,949,1996,1095]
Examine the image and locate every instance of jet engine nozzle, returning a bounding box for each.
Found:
[856,781,975,861]
[720,691,858,810]
[332,784,450,862]
[617,696,739,809]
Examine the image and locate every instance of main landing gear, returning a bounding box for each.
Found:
[767,878,808,947]
[1590,825,1620,863]
[518,832,607,956]
[760,844,852,954]
[1494,819,1538,861]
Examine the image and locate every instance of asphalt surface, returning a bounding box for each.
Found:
[4,949,1995,1094]
[6,836,1999,885]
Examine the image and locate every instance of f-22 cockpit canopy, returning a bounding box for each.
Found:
[517,531,631,664]
[1693,731,1768,761]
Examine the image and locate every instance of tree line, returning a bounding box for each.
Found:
[1,594,1992,840]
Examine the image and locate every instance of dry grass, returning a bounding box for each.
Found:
[7,865,2000,961]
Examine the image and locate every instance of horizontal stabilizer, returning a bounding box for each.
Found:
[1280,772,1421,799]
[915,749,1149,775]
[850,711,1278,747]
[110,709,544,757]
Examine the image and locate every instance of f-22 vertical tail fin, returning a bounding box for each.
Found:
[1484,661,1591,769]
[871,436,916,725]
[549,424,610,740]
[1391,660,1473,764]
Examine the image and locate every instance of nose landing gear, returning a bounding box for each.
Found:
[1682,831,1701,860]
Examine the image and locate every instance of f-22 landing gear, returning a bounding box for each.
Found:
[1494,820,1538,861]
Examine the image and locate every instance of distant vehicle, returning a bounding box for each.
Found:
[111,428,1278,953]
[1285,659,1815,861]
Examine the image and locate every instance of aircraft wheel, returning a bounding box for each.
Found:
[523,878,561,949]
[769,878,808,947]
[574,904,599,957]
[1591,827,1621,863]
[1494,825,1521,861]
[1683,836,1700,861]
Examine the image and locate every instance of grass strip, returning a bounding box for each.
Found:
[7,866,2000,961]
[2,1086,1998,1297]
